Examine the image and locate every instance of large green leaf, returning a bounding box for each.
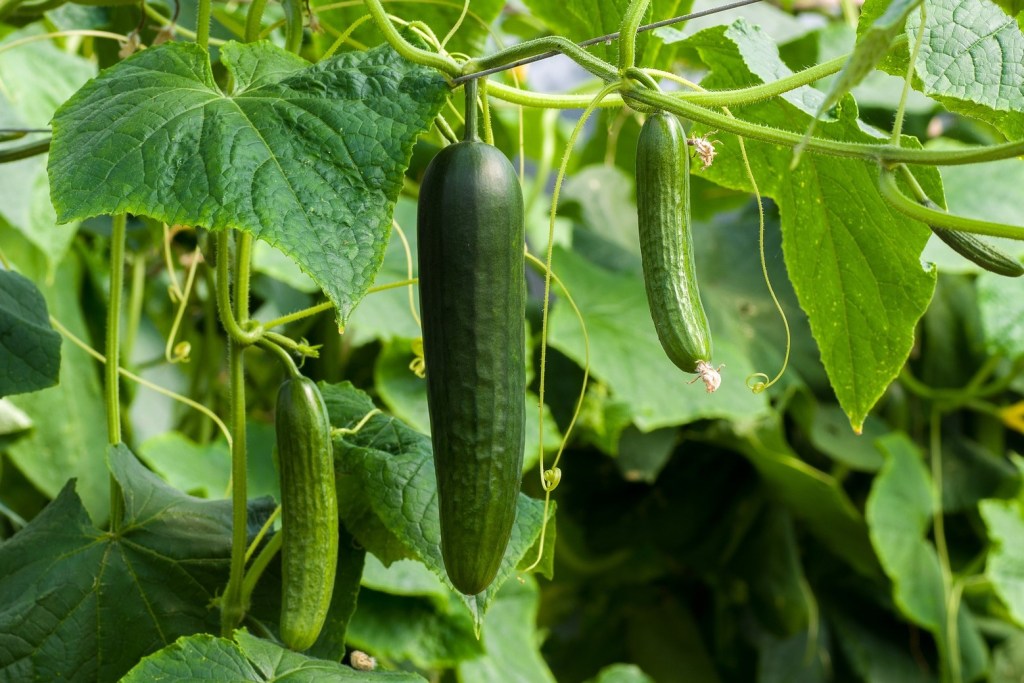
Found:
[7,254,109,521]
[586,664,656,683]
[904,0,1024,139]
[347,589,483,669]
[121,630,424,682]
[866,435,988,681]
[0,28,93,273]
[0,269,60,397]
[48,40,447,325]
[0,444,274,683]
[310,0,505,57]
[976,272,1024,357]
[320,382,554,627]
[456,578,557,683]
[675,19,938,430]
[816,0,922,117]
[547,247,768,431]
[718,417,881,579]
[980,498,1024,628]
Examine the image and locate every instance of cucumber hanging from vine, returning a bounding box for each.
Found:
[417,79,527,595]
[276,374,338,650]
[636,110,721,392]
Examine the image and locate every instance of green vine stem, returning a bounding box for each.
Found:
[106,214,128,531]
[215,232,263,345]
[878,168,1024,240]
[216,228,256,635]
[240,531,283,606]
[363,0,459,75]
[624,84,1024,166]
[196,0,212,49]
[0,138,50,163]
[617,0,651,72]
[282,0,305,53]
[890,3,927,145]
[257,338,301,378]
[463,78,479,140]
[123,254,147,371]
[363,9,1024,168]
[463,34,618,84]
[245,0,270,42]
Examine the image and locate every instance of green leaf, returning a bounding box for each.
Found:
[867,434,989,680]
[757,629,828,683]
[721,417,881,579]
[993,632,1024,683]
[0,444,274,682]
[121,630,425,682]
[136,424,280,501]
[0,269,60,397]
[0,399,31,441]
[680,19,938,430]
[790,396,887,472]
[361,554,450,603]
[926,147,1024,273]
[547,247,768,431]
[977,272,1024,357]
[309,0,505,56]
[904,0,1024,139]
[7,254,109,521]
[866,434,945,629]
[0,28,93,272]
[320,381,555,626]
[347,589,483,669]
[830,610,937,683]
[816,0,923,117]
[48,40,448,325]
[732,507,810,637]
[980,498,1024,628]
[344,197,421,345]
[456,578,557,683]
[586,664,656,683]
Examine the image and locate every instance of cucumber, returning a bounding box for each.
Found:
[417,84,526,595]
[923,201,1023,278]
[276,376,338,650]
[636,111,720,392]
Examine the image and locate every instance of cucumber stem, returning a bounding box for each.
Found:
[463,78,479,142]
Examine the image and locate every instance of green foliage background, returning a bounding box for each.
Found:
[2,0,1024,680]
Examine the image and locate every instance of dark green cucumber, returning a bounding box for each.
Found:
[276,376,337,650]
[417,110,526,595]
[922,200,1023,278]
[636,111,719,391]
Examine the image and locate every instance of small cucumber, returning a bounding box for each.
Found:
[417,86,526,595]
[922,200,1023,278]
[276,376,338,650]
[636,111,720,392]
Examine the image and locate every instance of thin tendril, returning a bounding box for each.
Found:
[526,81,618,573]
[50,315,233,447]
[165,248,201,364]
[320,13,374,60]
[439,0,469,49]
[244,506,281,563]
[392,220,421,327]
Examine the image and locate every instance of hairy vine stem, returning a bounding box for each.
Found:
[451,0,763,84]
[106,214,128,531]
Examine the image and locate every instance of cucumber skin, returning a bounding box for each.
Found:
[276,376,338,651]
[636,111,713,372]
[417,140,526,596]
